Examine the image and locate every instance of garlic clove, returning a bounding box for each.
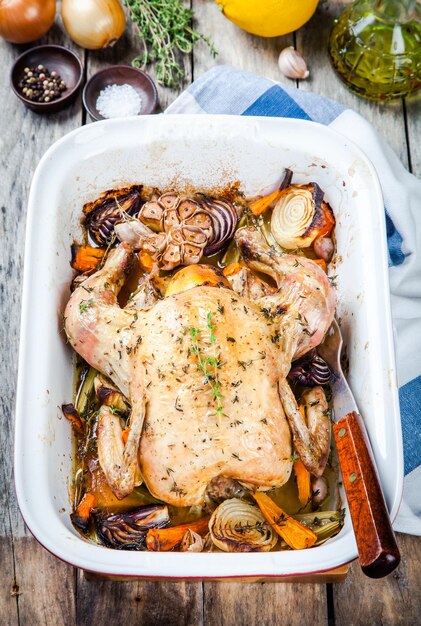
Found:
[278,47,310,80]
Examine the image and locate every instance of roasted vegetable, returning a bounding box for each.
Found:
[294,457,312,507]
[311,476,329,507]
[253,492,317,550]
[71,244,105,273]
[116,191,240,270]
[271,182,335,250]
[198,195,240,255]
[83,186,143,246]
[75,366,97,415]
[94,374,130,414]
[313,235,334,262]
[165,264,231,297]
[180,529,206,552]
[248,169,293,216]
[293,510,344,545]
[62,403,85,434]
[209,499,277,553]
[146,516,210,551]
[222,262,242,277]
[288,349,331,387]
[70,492,96,532]
[95,504,169,549]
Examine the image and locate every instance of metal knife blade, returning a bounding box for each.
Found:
[317,319,358,420]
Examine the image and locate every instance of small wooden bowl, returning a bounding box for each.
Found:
[83,65,158,121]
[10,45,83,114]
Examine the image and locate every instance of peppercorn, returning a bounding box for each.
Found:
[18,65,67,103]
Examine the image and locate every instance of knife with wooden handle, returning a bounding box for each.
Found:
[318,320,400,578]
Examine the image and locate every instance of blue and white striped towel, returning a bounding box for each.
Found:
[166,65,421,535]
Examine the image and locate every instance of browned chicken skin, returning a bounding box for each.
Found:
[64,227,335,505]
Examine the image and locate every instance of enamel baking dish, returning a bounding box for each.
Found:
[15,115,403,578]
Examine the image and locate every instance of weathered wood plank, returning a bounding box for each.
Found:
[77,572,203,626]
[85,3,192,112]
[203,581,327,626]
[192,0,293,83]
[0,14,81,626]
[13,538,76,626]
[296,0,409,167]
[334,534,421,625]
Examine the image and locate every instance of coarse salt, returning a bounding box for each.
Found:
[96,83,142,119]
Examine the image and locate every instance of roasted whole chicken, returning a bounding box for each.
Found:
[64,227,335,507]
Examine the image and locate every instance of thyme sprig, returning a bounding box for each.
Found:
[123,0,216,88]
[187,312,227,418]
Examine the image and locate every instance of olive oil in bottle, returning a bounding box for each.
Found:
[328,0,421,102]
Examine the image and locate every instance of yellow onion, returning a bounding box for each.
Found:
[61,0,125,50]
[0,0,56,44]
[209,498,277,552]
[271,183,335,250]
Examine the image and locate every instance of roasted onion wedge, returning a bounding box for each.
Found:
[271,183,335,250]
[94,504,169,550]
[209,498,277,552]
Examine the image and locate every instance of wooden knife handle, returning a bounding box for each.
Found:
[333,411,400,578]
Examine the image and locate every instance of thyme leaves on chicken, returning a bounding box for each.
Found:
[187,313,227,418]
[123,0,216,88]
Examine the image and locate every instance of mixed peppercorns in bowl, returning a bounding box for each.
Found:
[10,45,83,113]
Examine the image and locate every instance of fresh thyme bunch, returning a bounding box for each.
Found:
[123,0,216,88]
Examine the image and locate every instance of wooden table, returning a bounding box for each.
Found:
[1,1,420,624]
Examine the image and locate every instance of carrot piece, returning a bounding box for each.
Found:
[294,458,312,506]
[121,427,130,445]
[71,244,105,273]
[312,258,327,272]
[70,493,96,531]
[248,188,282,216]
[146,517,210,552]
[138,250,154,272]
[222,262,242,277]
[316,203,335,238]
[253,492,317,550]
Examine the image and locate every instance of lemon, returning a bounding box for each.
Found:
[216,0,319,38]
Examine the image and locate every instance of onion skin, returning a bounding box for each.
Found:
[271,183,335,250]
[209,498,277,552]
[0,0,56,43]
[61,0,125,50]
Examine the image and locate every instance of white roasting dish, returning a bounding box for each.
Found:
[15,115,403,578]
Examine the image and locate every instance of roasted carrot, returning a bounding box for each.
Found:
[121,427,130,445]
[71,244,105,273]
[317,203,335,238]
[312,258,327,272]
[222,262,242,277]
[253,492,317,550]
[248,188,282,216]
[70,493,96,531]
[138,250,154,272]
[294,458,312,506]
[146,517,210,552]
[62,403,85,434]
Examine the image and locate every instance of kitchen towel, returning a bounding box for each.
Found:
[166,65,421,535]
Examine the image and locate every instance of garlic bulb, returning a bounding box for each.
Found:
[271,183,335,250]
[278,47,309,80]
[209,498,277,552]
[61,0,125,50]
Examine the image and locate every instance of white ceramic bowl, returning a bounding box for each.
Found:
[15,115,403,578]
